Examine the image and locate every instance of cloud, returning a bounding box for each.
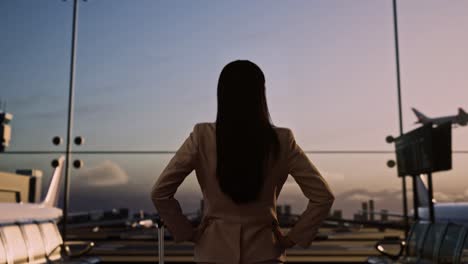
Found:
[330,187,468,218]
[332,189,403,217]
[321,170,345,181]
[76,160,129,187]
[283,170,344,185]
[434,192,452,202]
[347,193,382,202]
[396,190,414,200]
[433,191,468,202]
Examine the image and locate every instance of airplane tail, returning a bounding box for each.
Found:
[41,156,65,207]
[412,108,429,124]
[458,107,468,117]
[415,175,435,207]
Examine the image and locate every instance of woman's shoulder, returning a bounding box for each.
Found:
[193,122,215,134]
[192,122,292,137]
[194,122,215,129]
[272,125,293,136]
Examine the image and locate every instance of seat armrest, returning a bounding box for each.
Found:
[63,241,95,258]
[375,239,405,260]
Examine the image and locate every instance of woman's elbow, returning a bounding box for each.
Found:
[327,190,335,204]
[321,189,335,206]
[150,185,162,204]
[150,184,173,204]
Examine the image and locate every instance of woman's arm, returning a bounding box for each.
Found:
[284,129,335,248]
[150,124,199,243]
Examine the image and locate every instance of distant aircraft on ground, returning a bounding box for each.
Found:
[415,175,468,225]
[0,156,65,223]
[412,107,468,126]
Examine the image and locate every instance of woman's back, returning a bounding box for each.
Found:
[151,122,334,264]
[151,60,333,264]
[195,123,290,222]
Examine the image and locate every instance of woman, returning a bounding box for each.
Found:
[151,60,334,264]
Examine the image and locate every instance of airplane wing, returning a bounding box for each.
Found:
[412,108,430,124]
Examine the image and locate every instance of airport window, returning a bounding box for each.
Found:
[1,0,404,219]
[1,1,468,262]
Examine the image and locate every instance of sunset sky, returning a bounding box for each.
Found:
[1,0,468,217]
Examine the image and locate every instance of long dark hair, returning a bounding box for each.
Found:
[216,60,280,204]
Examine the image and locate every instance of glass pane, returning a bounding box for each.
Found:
[404,154,468,220]
[399,1,468,149]
[67,153,400,218]
[73,0,398,151]
[424,155,468,219]
[69,154,201,214]
[279,154,402,219]
[399,0,468,224]
[0,1,71,151]
[66,152,404,246]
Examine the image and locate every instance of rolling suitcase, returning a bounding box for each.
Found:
[156,219,165,264]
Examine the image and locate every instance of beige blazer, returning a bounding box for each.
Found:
[151,123,334,264]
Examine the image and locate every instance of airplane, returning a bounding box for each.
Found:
[412,107,468,127]
[0,156,97,263]
[0,156,65,223]
[352,175,468,225]
[329,174,468,229]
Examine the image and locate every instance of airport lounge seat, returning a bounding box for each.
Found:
[0,220,99,264]
[368,222,468,264]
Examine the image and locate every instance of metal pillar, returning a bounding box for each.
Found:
[392,0,409,237]
[427,172,435,223]
[62,0,79,241]
[412,175,419,220]
[156,219,165,264]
